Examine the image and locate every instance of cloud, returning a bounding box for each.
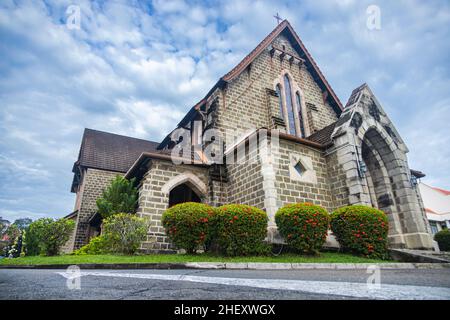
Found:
[0,0,449,222]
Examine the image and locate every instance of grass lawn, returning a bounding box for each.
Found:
[0,252,391,266]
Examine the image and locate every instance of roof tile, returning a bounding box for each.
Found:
[77,128,159,173]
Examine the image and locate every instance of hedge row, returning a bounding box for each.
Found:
[213,204,269,256]
[162,202,390,259]
[434,229,450,251]
[331,205,389,259]
[275,203,329,255]
[162,202,214,254]
[162,203,268,256]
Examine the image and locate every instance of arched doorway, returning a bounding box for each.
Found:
[168,183,201,207]
[331,83,433,249]
[361,128,404,242]
[161,172,207,208]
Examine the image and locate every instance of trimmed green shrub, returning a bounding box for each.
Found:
[331,205,389,259]
[275,203,330,254]
[96,176,138,219]
[434,229,450,251]
[23,218,50,256]
[101,213,148,255]
[212,204,269,256]
[22,218,75,256]
[73,235,108,255]
[40,218,75,256]
[162,202,214,254]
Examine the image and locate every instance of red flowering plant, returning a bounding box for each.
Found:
[162,202,215,254]
[212,204,269,256]
[330,205,389,259]
[275,203,330,255]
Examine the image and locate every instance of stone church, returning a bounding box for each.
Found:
[64,20,433,252]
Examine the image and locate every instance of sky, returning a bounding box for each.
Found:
[0,0,449,222]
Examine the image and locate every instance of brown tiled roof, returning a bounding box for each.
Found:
[76,128,160,173]
[306,122,337,146]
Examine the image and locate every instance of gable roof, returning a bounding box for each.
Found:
[222,20,343,112]
[71,128,160,192]
[74,128,160,173]
[158,19,343,149]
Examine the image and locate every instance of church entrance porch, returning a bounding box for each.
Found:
[131,160,211,252]
[361,128,405,247]
[330,84,433,250]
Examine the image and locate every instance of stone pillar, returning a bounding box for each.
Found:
[137,170,171,253]
[388,159,433,249]
[259,136,283,243]
[333,134,371,206]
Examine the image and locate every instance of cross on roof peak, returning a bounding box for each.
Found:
[273,13,283,25]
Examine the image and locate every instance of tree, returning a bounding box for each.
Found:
[23,218,52,256]
[2,224,21,257]
[96,176,138,218]
[39,218,75,256]
[5,224,20,242]
[12,218,33,231]
[23,218,75,256]
[0,217,10,238]
[101,213,148,255]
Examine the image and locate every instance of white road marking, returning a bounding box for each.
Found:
[56,271,450,300]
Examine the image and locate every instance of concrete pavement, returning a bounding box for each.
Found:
[1,262,449,270]
[1,268,450,300]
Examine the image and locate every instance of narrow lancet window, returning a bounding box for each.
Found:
[296,92,306,138]
[284,75,296,135]
[276,84,283,119]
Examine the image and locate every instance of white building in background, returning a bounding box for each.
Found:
[419,182,450,235]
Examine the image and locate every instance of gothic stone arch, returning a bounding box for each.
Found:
[161,171,208,199]
[330,84,433,249]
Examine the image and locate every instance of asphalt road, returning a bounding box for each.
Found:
[1,268,450,300]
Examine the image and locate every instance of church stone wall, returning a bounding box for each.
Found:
[274,139,334,212]
[60,214,78,253]
[226,146,265,208]
[72,168,119,250]
[209,179,228,207]
[137,160,209,252]
[325,150,350,211]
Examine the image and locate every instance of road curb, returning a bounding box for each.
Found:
[0,262,449,270]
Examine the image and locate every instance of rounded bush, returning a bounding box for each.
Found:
[213,204,269,256]
[330,205,389,259]
[162,202,215,254]
[434,229,450,251]
[102,213,148,255]
[73,236,108,255]
[275,203,330,254]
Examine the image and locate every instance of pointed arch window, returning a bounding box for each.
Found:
[284,75,296,136]
[296,92,306,138]
[276,84,283,119]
